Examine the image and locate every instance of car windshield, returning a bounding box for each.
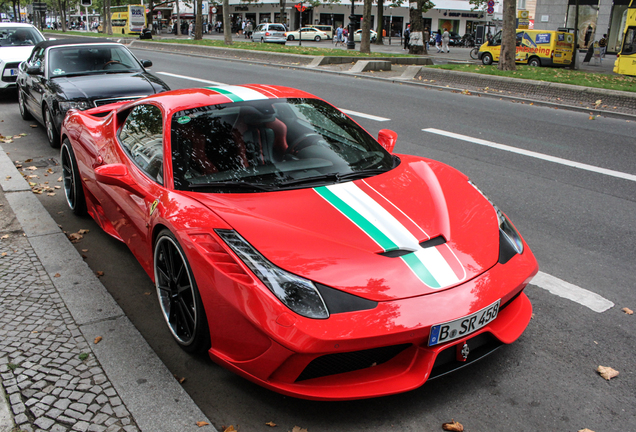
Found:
[47,45,143,77]
[171,98,396,192]
[0,27,44,47]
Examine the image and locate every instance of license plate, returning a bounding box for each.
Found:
[3,68,18,77]
[428,300,500,346]
[555,53,562,57]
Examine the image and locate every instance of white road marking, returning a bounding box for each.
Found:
[423,128,636,183]
[531,271,614,313]
[155,72,225,86]
[339,109,390,122]
[157,72,389,122]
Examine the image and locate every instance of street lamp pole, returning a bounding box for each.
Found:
[347,0,355,49]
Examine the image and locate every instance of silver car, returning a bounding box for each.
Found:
[252,23,287,44]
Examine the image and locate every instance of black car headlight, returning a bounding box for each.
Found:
[215,229,329,319]
[469,181,524,262]
[59,100,92,112]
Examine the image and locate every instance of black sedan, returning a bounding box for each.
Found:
[17,38,170,148]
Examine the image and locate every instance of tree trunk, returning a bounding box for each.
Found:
[279,1,286,25]
[360,0,372,53]
[223,0,232,44]
[569,0,579,70]
[408,0,424,55]
[498,0,517,71]
[195,0,203,40]
[176,1,181,36]
[147,0,154,34]
[376,0,384,45]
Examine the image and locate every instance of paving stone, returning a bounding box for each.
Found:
[34,416,56,429]
[15,412,30,424]
[51,424,69,432]
[72,420,90,432]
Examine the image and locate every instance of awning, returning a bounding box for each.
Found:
[431,0,476,12]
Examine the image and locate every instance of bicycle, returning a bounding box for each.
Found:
[470,46,480,60]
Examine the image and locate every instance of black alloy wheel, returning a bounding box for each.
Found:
[44,105,60,148]
[60,140,86,215]
[18,87,32,120]
[154,230,210,353]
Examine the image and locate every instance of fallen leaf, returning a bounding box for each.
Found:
[265,421,277,427]
[47,193,56,197]
[442,420,464,431]
[588,116,594,120]
[78,229,90,235]
[94,336,103,344]
[1,252,7,257]
[1,234,9,239]
[291,427,308,432]
[622,307,633,315]
[578,429,595,432]
[82,249,88,252]
[54,273,61,277]
[597,365,619,380]
[144,292,151,295]
[58,176,63,182]
[223,427,236,432]
[54,185,61,189]
[196,421,210,427]
[96,271,104,277]
[24,158,32,163]
[30,125,38,128]
[68,232,83,243]
[26,166,37,171]
[5,176,10,180]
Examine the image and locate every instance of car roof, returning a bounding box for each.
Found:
[0,23,39,28]
[34,38,121,50]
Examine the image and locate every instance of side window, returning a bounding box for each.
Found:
[256,24,265,32]
[30,48,45,72]
[516,32,523,46]
[491,31,502,46]
[119,105,164,184]
[622,27,636,55]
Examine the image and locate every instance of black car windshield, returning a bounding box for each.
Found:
[47,45,143,77]
[171,98,396,192]
[0,27,44,47]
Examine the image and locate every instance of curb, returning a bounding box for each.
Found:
[0,147,216,432]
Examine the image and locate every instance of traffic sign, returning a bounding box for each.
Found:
[32,2,47,12]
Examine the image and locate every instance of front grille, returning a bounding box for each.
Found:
[296,343,411,382]
[429,332,502,380]
[93,95,145,107]
[1,62,20,83]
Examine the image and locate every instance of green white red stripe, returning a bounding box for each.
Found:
[204,85,269,102]
[315,182,465,289]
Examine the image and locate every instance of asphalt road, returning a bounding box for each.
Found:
[1,48,635,432]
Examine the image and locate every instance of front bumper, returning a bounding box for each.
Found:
[193,232,538,400]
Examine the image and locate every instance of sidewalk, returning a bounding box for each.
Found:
[0,150,213,432]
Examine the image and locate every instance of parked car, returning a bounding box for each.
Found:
[16,38,170,148]
[312,25,333,39]
[285,27,329,42]
[60,84,537,401]
[354,29,378,43]
[251,23,287,44]
[0,23,45,91]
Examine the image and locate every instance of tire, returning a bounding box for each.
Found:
[528,57,541,67]
[287,35,294,41]
[470,47,480,60]
[482,52,493,65]
[154,230,211,354]
[60,139,86,216]
[44,105,60,148]
[314,35,321,42]
[18,87,32,120]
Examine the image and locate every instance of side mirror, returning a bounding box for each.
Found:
[377,129,398,153]
[141,59,152,68]
[26,65,43,75]
[94,164,145,197]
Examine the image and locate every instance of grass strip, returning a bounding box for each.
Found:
[426,63,636,93]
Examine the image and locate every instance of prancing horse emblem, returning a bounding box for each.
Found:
[461,342,470,360]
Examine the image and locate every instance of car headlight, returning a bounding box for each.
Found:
[215,229,329,319]
[59,100,92,112]
[469,181,524,257]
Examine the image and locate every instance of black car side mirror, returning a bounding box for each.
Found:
[26,65,43,75]
[141,60,152,68]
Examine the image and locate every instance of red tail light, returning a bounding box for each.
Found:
[266,31,271,36]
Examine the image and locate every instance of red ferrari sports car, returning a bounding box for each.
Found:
[60,85,538,400]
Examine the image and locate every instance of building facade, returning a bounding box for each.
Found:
[535,0,630,53]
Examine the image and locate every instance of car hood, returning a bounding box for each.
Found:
[193,155,501,301]
[51,72,167,100]
[0,46,35,63]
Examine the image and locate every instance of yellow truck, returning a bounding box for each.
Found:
[479,29,575,67]
[614,0,636,76]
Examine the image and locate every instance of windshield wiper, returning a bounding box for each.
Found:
[275,169,389,189]
[188,180,274,192]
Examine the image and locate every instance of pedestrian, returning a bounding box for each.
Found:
[599,33,607,58]
[442,28,450,53]
[435,30,442,53]
[336,24,344,46]
[404,24,410,50]
[424,26,430,52]
[188,21,194,37]
[343,27,348,45]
